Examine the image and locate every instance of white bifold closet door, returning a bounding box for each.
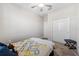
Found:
[53,18,70,43]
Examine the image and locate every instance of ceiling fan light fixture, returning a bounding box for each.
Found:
[38,4,45,7]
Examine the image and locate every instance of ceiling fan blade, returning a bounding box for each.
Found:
[31,5,37,8]
[45,5,52,7]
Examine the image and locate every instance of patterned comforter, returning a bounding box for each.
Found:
[12,38,54,56]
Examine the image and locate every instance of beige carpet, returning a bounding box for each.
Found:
[53,42,78,56]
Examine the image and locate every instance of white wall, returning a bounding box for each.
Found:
[43,15,48,38]
[0,4,43,43]
[43,14,53,41]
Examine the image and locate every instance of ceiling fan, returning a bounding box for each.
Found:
[31,4,53,12]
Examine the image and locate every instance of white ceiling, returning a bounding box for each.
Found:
[14,3,74,16]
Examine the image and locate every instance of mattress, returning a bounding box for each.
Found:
[12,38,54,56]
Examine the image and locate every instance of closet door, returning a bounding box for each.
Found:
[53,18,70,43]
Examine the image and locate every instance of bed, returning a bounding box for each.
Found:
[12,38,54,56]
